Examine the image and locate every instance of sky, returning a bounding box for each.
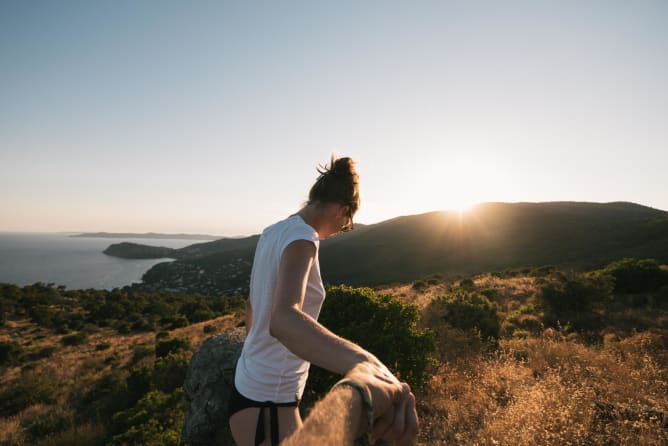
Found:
[1,0,667,236]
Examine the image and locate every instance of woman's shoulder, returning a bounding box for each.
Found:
[262,215,318,245]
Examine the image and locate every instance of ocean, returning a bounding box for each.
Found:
[0,233,199,290]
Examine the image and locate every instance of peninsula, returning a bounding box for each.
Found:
[71,232,221,240]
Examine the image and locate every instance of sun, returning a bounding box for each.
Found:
[440,160,489,213]
[449,199,478,214]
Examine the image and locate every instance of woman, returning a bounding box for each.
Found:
[229,156,412,445]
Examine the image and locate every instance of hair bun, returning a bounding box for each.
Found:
[329,156,356,177]
[309,155,361,210]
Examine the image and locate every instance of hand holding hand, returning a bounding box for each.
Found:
[343,362,419,446]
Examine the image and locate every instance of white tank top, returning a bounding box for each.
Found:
[234,214,326,402]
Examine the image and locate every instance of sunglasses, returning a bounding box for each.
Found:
[341,206,354,233]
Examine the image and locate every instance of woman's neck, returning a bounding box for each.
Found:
[296,204,331,239]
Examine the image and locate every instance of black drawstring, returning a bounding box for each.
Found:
[254,401,297,446]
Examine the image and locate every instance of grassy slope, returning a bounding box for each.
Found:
[1,271,666,445]
[0,313,242,446]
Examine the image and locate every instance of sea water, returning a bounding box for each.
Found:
[0,233,199,290]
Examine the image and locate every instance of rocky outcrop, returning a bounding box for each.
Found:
[182,328,246,446]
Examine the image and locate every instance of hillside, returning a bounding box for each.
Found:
[321,201,668,285]
[113,202,668,295]
[1,262,666,445]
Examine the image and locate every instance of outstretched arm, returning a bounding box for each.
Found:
[282,363,418,446]
[269,240,382,375]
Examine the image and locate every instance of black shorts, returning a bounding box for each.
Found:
[228,381,300,446]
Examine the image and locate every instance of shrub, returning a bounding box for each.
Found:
[153,351,190,392]
[427,290,501,342]
[203,324,216,334]
[602,258,668,294]
[533,271,613,331]
[61,332,88,346]
[24,345,57,361]
[79,371,131,421]
[96,342,111,351]
[0,340,24,366]
[109,389,185,446]
[131,344,155,364]
[22,412,68,439]
[155,337,190,359]
[167,315,189,329]
[126,365,154,404]
[412,279,427,290]
[0,372,58,416]
[309,285,435,397]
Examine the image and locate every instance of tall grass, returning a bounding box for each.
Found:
[417,332,667,445]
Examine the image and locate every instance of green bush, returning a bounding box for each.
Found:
[126,365,154,404]
[0,372,58,416]
[533,271,613,331]
[309,285,435,397]
[79,371,132,421]
[602,258,668,294]
[24,345,57,361]
[155,337,190,359]
[428,290,501,341]
[153,352,190,392]
[203,324,216,334]
[22,412,68,439]
[412,279,427,290]
[109,389,184,446]
[0,340,24,366]
[131,344,155,364]
[61,332,88,346]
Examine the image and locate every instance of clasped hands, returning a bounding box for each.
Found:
[344,361,419,446]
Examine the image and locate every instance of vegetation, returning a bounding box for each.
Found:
[306,285,435,402]
[426,290,501,342]
[0,282,243,445]
[1,256,666,445]
[601,257,668,294]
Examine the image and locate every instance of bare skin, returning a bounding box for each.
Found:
[229,203,417,445]
[283,363,419,446]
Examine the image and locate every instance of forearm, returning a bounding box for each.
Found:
[282,386,364,446]
[245,300,253,335]
[270,306,370,375]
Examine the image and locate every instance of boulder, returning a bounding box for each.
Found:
[182,328,246,446]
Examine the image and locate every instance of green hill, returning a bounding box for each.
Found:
[116,202,668,294]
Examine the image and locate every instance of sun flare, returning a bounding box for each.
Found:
[438,157,497,215]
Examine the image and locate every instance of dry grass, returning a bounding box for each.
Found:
[2,273,666,445]
[399,272,667,445]
[372,274,668,445]
[0,313,242,445]
[416,326,667,445]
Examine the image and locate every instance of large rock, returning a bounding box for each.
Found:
[182,328,246,446]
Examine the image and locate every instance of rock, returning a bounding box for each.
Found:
[182,328,246,446]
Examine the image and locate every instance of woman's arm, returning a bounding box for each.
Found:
[244,299,253,335]
[268,240,376,375]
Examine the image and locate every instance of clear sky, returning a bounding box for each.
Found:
[2,0,667,236]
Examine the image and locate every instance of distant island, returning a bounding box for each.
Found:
[72,232,221,240]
